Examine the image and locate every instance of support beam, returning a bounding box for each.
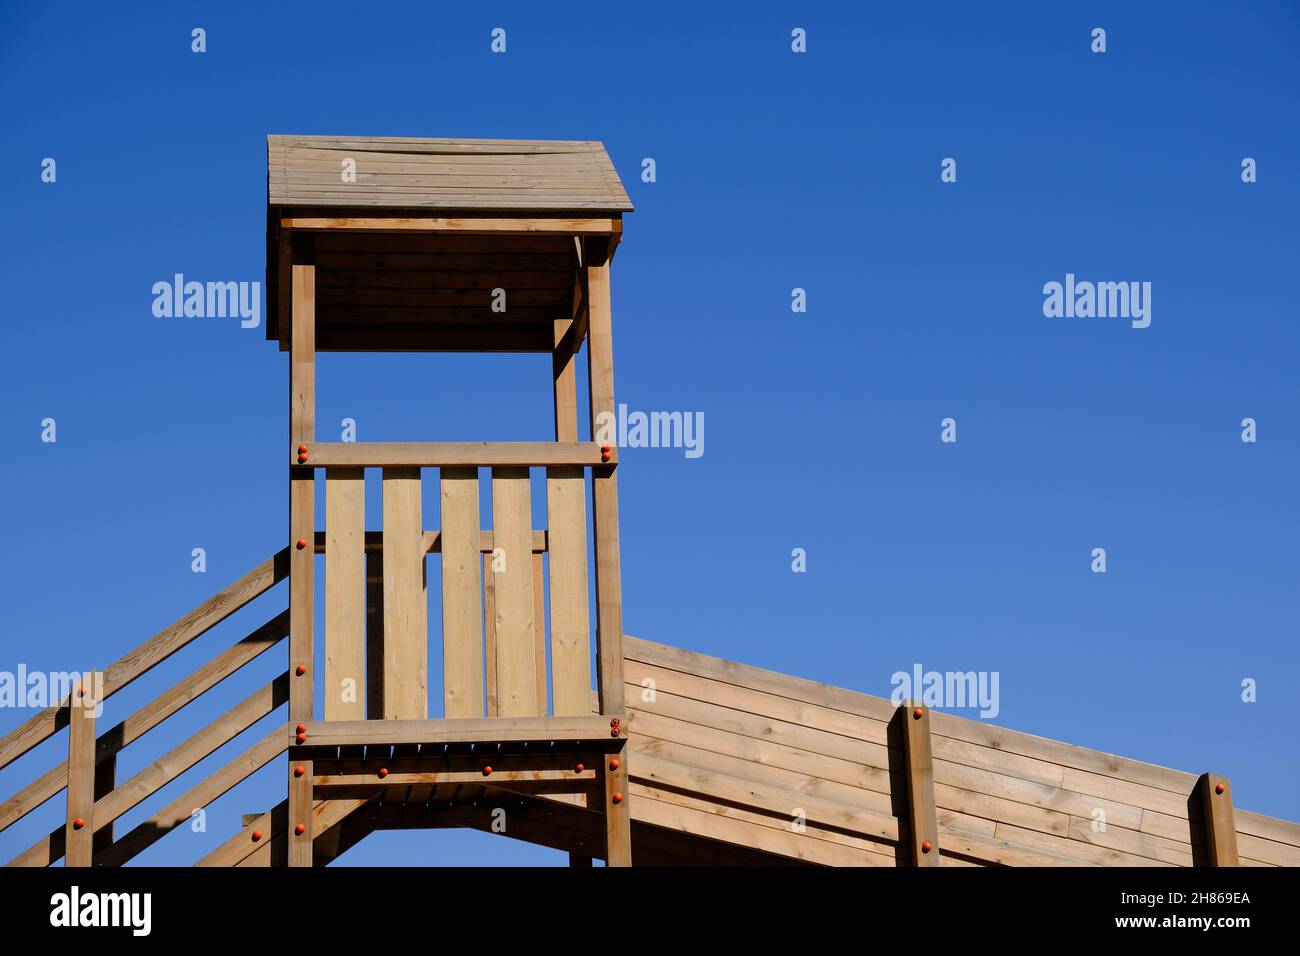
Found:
[297,442,611,468]
[64,678,98,867]
[900,703,941,867]
[602,739,632,867]
[288,233,316,868]
[1198,773,1239,867]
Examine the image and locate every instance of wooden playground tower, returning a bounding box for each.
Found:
[3,136,1300,868]
[269,135,637,865]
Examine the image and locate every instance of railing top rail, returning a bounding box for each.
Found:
[296,441,614,469]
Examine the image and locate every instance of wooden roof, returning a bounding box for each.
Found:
[268,135,633,212]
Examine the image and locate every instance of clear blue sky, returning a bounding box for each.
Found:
[1,2,1297,865]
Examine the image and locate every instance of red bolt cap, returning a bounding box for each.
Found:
[601,454,611,463]
[296,733,307,744]
[610,728,621,737]
[609,758,621,771]
[297,444,308,455]
[251,829,264,842]
[610,718,620,727]
[294,824,306,836]
[377,768,389,779]
[293,765,305,778]
[611,792,624,805]
[295,723,307,734]
[482,766,493,776]
[601,444,611,452]
[298,454,309,464]
[1215,783,1226,795]
[295,663,307,676]
[922,840,933,854]
[296,538,308,550]
[72,817,85,830]
[574,763,585,774]
[913,707,924,719]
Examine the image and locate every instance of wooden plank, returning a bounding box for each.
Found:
[94,730,286,867]
[901,704,941,866]
[623,659,890,746]
[624,636,896,723]
[532,552,548,712]
[629,750,899,842]
[547,467,592,716]
[325,468,365,720]
[585,261,626,717]
[300,441,609,468]
[1199,773,1239,867]
[296,715,614,748]
[491,467,538,716]
[0,611,287,833]
[282,217,620,236]
[316,767,597,786]
[0,554,287,772]
[440,467,484,718]
[64,677,98,867]
[382,468,427,719]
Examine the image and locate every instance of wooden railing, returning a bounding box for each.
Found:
[0,557,291,866]
[301,445,614,723]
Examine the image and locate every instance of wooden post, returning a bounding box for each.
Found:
[900,703,941,867]
[65,674,99,867]
[602,741,631,867]
[584,258,626,717]
[584,250,631,866]
[288,232,316,867]
[1198,773,1239,866]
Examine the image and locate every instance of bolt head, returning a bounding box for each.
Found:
[609,758,621,771]
[574,763,585,774]
[295,723,307,734]
[377,768,389,779]
[295,664,307,676]
[913,707,923,719]
[1215,783,1226,795]
[296,733,307,744]
[296,538,308,550]
[294,824,306,836]
[252,829,263,842]
[611,792,624,804]
[482,766,493,776]
[72,817,85,830]
[922,840,933,854]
